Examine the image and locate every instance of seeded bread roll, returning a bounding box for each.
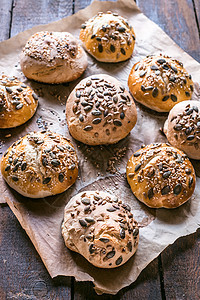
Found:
[126,143,196,208]
[0,75,38,128]
[80,11,136,63]
[62,191,139,268]
[20,31,88,84]
[128,54,194,112]
[164,101,200,160]
[1,131,78,198]
[66,74,137,145]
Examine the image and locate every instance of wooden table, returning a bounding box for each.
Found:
[0,0,199,299]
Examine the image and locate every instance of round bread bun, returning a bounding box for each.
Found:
[1,131,78,198]
[79,11,136,63]
[62,190,139,268]
[128,54,194,112]
[0,75,38,128]
[20,31,88,84]
[126,143,196,208]
[66,74,137,145]
[164,100,200,160]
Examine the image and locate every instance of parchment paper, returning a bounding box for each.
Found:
[0,0,200,295]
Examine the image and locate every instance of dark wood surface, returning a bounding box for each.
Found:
[0,0,199,299]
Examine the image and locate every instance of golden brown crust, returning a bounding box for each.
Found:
[66,74,137,145]
[126,143,196,208]
[1,131,78,198]
[80,11,136,63]
[62,191,139,268]
[20,31,88,84]
[164,100,200,160]
[0,75,38,128]
[128,54,194,112]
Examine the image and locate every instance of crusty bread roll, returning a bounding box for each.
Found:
[164,100,200,160]
[66,74,137,145]
[0,75,38,128]
[79,11,136,62]
[128,54,194,112]
[1,131,78,198]
[126,143,196,208]
[62,191,139,268]
[20,31,88,84]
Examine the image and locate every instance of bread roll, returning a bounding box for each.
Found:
[62,191,139,268]
[0,75,38,128]
[126,143,196,208]
[80,11,136,62]
[128,54,194,112]
[1,131,78,198]
[66,74,137,145]
[164,100,200,160]
[20,31,88,84]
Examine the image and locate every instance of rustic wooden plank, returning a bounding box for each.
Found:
[0,0,13,41]
[137,0,200,62]
[0,0,74,298]
[0,205,72,299]
[74,0,116,13]
[161,229,200,300]
[10,0,73,37]
[194,0,200,26]
[73,259,162,299]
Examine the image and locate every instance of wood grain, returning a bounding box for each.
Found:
[194,0,200,26]
[161,229,200,300]
[137,0,200,62]
[74,0,116,13]
[74,259,162,299]
[0,205,71,299]
[0,0,13,41]
[10,0,73,37]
